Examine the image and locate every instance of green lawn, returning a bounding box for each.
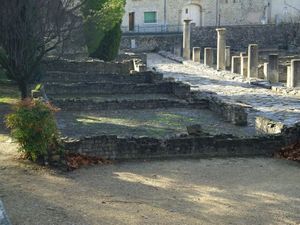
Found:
[57,108,258,138]
[0,83,20,141]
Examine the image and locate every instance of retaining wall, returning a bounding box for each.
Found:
[62,123,300,161]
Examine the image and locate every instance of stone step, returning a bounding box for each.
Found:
[43,58,132,75]
[51,94,200,111]
[43,71,163,84]
[45,81,175,96]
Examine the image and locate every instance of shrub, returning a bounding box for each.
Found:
[6,99,60,162]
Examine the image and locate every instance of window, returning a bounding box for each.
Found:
[144,11,157,23]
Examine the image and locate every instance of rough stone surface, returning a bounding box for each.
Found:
[255,116,286,134]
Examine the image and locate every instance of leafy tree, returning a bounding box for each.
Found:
[91,21,122,61]
[82,0,125,59]
[0,0,83,99]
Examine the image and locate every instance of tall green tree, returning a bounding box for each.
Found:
[82,0,125,60]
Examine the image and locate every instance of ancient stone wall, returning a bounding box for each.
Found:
[191,24,300,51]
[62,131,295,161]
[58,122,300,162]
[121,24,300,52]
[120,33,182,52]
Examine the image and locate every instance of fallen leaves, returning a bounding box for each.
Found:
[276,142,300,162]
[65,153,111,170]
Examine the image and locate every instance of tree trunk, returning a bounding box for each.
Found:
[19,81,29,99]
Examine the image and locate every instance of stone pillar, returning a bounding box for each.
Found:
[183,19,192,60]
[192,47,201,63]
[289,59,300,88]
[247,44,258,78]
[241,56,248,77]
[267,54,279,83]
[263,63,269,80]
[231,56,241,74]
[287,66,292,88]
[225,46,231,69]
[216,28,226,70]
[204,48,213,66]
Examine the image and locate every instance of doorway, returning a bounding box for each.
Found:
[129,12,135,31]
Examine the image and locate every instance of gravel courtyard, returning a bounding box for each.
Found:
[0,142,299,225]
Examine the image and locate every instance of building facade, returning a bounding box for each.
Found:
[122,0,300,31]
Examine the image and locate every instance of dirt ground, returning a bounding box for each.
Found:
[0,142,299,225]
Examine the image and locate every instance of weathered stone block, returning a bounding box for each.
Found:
[255,116,286,134]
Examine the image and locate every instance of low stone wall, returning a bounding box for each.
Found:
[45,82,174,96]
[51,119,300,163]
[191,24,300,51]
[43,71,164,84]
[63,133,286,160]
[43,58,132,75]
[121,33,182,52]
[45,78,191,98]
[191,91,249,126]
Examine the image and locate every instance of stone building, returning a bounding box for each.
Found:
[122,0,300,31]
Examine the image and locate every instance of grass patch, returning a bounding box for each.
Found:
[57,108,258,138]
[0,83,20,142]
[0,83,20,104]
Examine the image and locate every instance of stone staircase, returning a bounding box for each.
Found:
[42,59,205,111]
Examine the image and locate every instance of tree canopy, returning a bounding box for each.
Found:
[82,0,125,56]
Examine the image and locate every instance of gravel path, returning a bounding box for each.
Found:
[1,142,300,225]
[147,53,300,127]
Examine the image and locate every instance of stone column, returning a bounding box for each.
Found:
[263,63,269,80]
[231,56,241,74]
[241,56,248,77]
[287,66,292,88]
[247,44,258,78]
[267,54,279,83]
[225,46,231,69]
[216,28,226,70]
[204,48,213,66]
[289,59,300,88]
[183,19,192,60]
[192,47,201,63]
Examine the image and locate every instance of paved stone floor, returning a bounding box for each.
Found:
[148,53,300,127]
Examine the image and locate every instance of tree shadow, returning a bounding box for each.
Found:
[1,156,299,224]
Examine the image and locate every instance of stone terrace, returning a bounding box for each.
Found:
[40,55,300,161]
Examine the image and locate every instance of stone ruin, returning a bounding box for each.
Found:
[182,20,300,96]
[31,48,300,163]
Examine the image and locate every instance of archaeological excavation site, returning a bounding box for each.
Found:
[32,21,300,164]
[1,1,300,224]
